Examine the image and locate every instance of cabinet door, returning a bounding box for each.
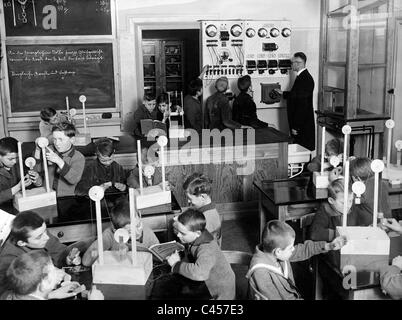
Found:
[163,40,184,93]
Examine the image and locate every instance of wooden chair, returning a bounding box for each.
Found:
[222,250,252,300]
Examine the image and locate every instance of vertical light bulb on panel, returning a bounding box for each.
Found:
[352,181,366,204]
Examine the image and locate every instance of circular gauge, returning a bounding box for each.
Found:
[246,28,256,38]
[270,28,280,37]
[282,27,292,37]
[114,228,130,244]
[89,185,105,201]
[258,28,268,38]
[370,159,385,173]
[352,181,366,196]
[205,24,218,37]
[25,157,36,169]
[231,24,242,37]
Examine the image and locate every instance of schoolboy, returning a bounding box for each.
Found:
[232,75,268,129]
[39,107,66,140]
[184,78,203,135]
[82,198,159,266]
[4,251,87,300]
[183,173,222,244]
[380,218,402,299]
[0,211,81,296]
[307,138,342,172]
[167,209,235,300]
[246,220,345,300]
[310,178,358,241]
[350,157,392,226]
[204,77,248,130]
[76,138,126,195]
[35,122,85,197]
[133,93,159,139]
[0,137,41,204]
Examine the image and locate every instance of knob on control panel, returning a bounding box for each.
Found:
[258,28,268,38]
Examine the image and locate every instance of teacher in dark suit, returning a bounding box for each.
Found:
[275,52,315,151]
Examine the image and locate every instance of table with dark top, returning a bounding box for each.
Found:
[253,174,328,242]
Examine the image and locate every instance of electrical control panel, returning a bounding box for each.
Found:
[243,20,292,78]
[201,20,246,79]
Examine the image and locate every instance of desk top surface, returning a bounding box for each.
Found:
[0,191,182,228]
[254,175,328,205]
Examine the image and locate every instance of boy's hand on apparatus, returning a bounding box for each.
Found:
[45,147,64,168]
[383,219,402,234]
[167,250,181,267]
[114,182,127,192]
[392,256,402,270]
[100,182,112,190]
[22,175,33,188]
[28,170,41,185]
[327,236,347,251]
[66,248,81,266]
[274,88,283,95]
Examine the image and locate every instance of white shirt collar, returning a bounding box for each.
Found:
[28,293,46,300]
[297,68,307,76]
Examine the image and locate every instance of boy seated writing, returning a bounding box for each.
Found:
[310,178,358,241]
[379,218,402,300]
[76,138,126,196]
[183,173,222,244]
[307,138,342,173]
[167,209,235,300]
[0,137,41,205]
[35,122,85,197]
[82,198,159,266]
[246,220,345,300]
[4,251,103,300]
[350,157,392,226]
[0,211,81,297]
[39,107,66,141]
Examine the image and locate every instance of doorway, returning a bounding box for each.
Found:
[141,29,200,98]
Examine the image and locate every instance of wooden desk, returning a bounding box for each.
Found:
[67,263,211,300]
[0,192,182,244]
[254,175,328,242]
[314,233,402,300]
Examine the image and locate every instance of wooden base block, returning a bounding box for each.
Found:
[336,226,390,272]
[73,133,91,146]
[383,165,402,183]
[92,251,152,286]
[313,172,329,189]
[134,187,172,209]
[13,188,57,212]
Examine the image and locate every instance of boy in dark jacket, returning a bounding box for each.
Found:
[76,138,126,195]
[167,209,235,300]
[246,220,345,300]
[0,137,41,204]
[307,138,342,173]
[0,212,80,297]
[350,157,392,225]
[232,75,268,128]
[133,93,159,139]
[310,178,358,241]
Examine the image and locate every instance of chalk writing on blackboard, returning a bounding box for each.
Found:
[6,43,115,112]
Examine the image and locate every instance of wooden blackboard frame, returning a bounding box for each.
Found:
[0,0,120,126]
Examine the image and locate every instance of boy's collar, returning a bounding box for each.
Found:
[191,229,213,246]
[198,202,216,213]
[325,202,344,217]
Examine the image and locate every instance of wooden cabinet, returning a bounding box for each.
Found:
[142,40,185,97]
[318,0,394,158]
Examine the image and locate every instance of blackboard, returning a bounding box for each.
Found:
[3,0,112,36]
[6,43,116,112]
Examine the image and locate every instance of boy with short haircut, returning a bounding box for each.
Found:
[167,209,235,300]
[184,78,203,135]
[246,220,345,300]
[82,198,159,266]
[133,93,159,139]
[76,138,126,195]
[39,107,67,140]
[4,251,91,300]
[310,178,358,241]
[232,75,268,129]
[307,138,342,173]
[35,122,85,197]
[350,157,392,226]
[0,137,42,204]
[0,211,80,296]
[183,173,222,244]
